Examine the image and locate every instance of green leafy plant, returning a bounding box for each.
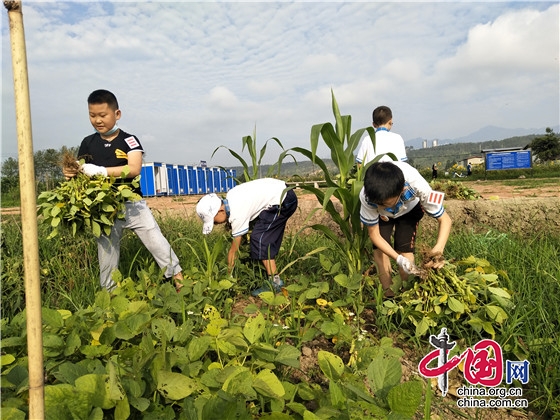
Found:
[285,337,425,419]
[429,179,480,200]
[212,125,293,182]
[282,90,381,280]
[37,167,140,239]
[384,256,513,337]
[0,276,299,419]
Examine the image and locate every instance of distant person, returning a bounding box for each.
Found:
[62,89,183,291]
[432,163,438,179]
[360,161,452,297]
[355,106,407,166]
[467,162,472,176]
[196,178,298,296]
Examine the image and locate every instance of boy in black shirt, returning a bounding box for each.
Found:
[63,89,183,291]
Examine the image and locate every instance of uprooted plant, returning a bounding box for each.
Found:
[384,255,513,337]
[37,153,141,239]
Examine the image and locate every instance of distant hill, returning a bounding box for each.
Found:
[234,132,551,178]
[405,125,559,149]
[406,135,537,170]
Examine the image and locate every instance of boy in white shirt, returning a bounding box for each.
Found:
[196,178,298,296]
[360,161,452,297]
[355,106,407,166]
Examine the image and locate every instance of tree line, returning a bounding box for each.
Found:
[1,146,78,199]
[1,129,558,199]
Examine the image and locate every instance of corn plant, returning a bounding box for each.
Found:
[211,125,294,182]
[281,91,387,309]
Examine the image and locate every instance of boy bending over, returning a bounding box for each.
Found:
[360,161,452,297]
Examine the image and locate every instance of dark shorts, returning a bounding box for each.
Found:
[250,189,298,260]
[376,202,424,253]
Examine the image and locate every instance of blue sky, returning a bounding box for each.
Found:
[2,1,558,167]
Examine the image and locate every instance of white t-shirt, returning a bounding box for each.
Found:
[355,128,407,165]
[359,161,445,226]
[226,178,288,237]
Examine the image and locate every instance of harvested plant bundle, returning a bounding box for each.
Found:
[38,161,140,239]
[386,256,513,337]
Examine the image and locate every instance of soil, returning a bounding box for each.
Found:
[139,179,560,238]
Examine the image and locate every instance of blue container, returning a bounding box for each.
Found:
[175,165,188,195]
[205,167,214,193]
[167,165,179,196]
[212,167,221,192]
[227,169,237,190]
[219,168,228,192]
[196,166,207,194]
[187,166,197,194]
[141,162,168,196]
[140,164,155,196]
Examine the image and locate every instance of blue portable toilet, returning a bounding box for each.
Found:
[196,166,207,194]
[141,162,168,196]
[227,169,237,190]
[167,164,179,196]
[187,166,196,194]
[140,164,156,196]
[212,167,221,192]
[175,165,187,195]
[205,167,214,193]
[220,168,228,192]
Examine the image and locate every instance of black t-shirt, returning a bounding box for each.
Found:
[78,130,144,196]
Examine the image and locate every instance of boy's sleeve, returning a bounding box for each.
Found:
[359,189,379,225]
[123,135,144,153]
[396,134,408,162]
[229,211,251,237]
[230,220,250,237]
[400,162,445,218]
[418,188,445,218]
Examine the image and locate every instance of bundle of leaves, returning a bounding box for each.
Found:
[384,256,513,337]
[430,179,479,200]
[37,162,140,239]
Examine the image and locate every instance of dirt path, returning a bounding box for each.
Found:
[3,180,559,235]
[139,179,560,235]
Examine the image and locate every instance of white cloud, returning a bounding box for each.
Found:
[2,2,558,166]
[435,5,558,91]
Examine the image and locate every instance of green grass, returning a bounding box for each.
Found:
[0,190,20,207]
[444,230,560,415]
[1,212,559,417]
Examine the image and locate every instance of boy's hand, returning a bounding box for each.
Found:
[81,163,107,177]
[427,251,446,269]
[396,255,415,274]
[62,167,79,179]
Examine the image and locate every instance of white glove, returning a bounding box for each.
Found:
[81,163,108,177]
[396,255,414,275]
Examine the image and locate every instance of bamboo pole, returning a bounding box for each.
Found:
[4,1,45,418]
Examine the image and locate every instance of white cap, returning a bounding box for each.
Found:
[196,193,222,234]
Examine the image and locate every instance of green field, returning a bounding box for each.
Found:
[1,205,558,419]
[2,97,558,418]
